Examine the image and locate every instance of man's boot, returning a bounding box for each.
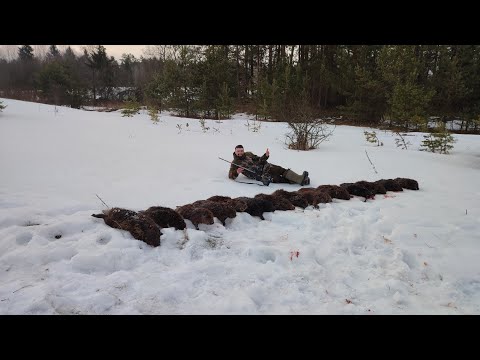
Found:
[283,169,309,186]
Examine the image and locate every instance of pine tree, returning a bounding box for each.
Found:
[379,46,435,130]
[420,123,456,154]
[147,105,159,123]
[217,82,232,119]
[48,45,60,59]
[389,82,434,131]
[36,62,72,105]
[364,130,382,146]
[145,67,172,115]
[343,60,387,124]
[121,96,140,117]
[429,46,469,126]
[84,45,115,104]
[0,100,6,112]
[63,46,76,62]
[120,53,137,87]
[255,77,271,121]
[198,45,235,119]
[18,45,34,61]
[167,46,198,118]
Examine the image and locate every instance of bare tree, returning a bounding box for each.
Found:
[285,99,335,150]
[144,45,170,60]
[143,45,198,62]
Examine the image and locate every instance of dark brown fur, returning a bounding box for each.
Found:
[92,207,161,247]
[206,195,248,212]
[316,185,352,200]
[176,204,215,230]
[340,182,376,201]
[375,179,403,192]
[394,177,419,190]
[254,193,295,211]
[355,180,386,195]
[271,189,309,209]
[234,197,275,220]
[297,188,333,208]
[140,206,187,230]
[191,200,237,225]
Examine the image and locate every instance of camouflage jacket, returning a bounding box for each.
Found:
[228,151,269,180]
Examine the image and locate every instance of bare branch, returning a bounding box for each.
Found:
[95,194,109,208]
[364,150,378,174]
[13,285,33,293]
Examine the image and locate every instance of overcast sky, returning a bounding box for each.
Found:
[0,45,148,60]
[74,45,147,59]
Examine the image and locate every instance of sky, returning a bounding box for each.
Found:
[74,45,147,59]
[0,98,479,314]
[0,45,147,60]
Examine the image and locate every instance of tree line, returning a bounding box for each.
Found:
[0,45,479,132]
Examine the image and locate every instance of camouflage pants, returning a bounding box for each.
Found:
[263,163,294,184]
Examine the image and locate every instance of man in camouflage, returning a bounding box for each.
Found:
[228,145,310,186]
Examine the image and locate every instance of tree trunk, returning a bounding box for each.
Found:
[244,45,249,97]
[268,45,273,84]
[92,69,96,105]
[250,47,254,84]
[324,86,328,108]
[318,85,322,109]
[185,87,189,118]
[236,45,241,102]
[257,45,261,79]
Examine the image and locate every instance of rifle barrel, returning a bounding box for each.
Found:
[218,157,257,174]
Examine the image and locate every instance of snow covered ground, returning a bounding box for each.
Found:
[1,98,479,314]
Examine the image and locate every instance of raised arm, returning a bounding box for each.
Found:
[260,148,270,162]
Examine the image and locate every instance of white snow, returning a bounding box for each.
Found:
[1,98,479,314]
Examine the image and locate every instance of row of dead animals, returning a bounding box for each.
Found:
[92,177,419,247]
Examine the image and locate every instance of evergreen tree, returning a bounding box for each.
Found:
[145,67,172,114]
[364,130,382,146]
[340,46,386,124]
[36,62,72,105]
[63,46,76,62]
[379,46,434,130]
[120,53,137,87]
[48,45,60,59]
[84,45,115,104]
[217,82,232,119]
[168,46,199,118]
[456,45,480,131]
[197,45,235,119]
[420,130,456,154]
[389,82,434,130]
[430,46,468,121]
[121,95,141,117]
[18,45,34,61]
[15,45,39,90]
[255,77,273,120]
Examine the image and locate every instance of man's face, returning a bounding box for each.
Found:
[235,147,245,156]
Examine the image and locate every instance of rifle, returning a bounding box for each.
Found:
[218,157,272,186]
[218,157,258,175]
